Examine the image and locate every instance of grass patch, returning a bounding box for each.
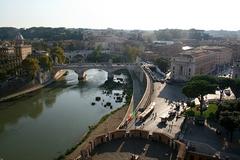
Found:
[191,103,218,118]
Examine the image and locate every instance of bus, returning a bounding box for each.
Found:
[138,102,155,122]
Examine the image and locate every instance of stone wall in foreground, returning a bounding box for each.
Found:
[75,129,186,160]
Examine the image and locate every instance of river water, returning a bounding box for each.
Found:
[0,69,127,160]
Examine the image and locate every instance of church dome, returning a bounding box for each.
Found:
[15,33,24,41]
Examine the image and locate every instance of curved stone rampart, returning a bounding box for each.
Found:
[74,129,186,160]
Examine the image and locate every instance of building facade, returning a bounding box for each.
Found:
[170,46,232,81]
[0,44,21,73]
[0,33,32,75]
[232,59,240,79]
[15,33,32,60]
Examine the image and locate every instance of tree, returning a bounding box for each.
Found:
[220,115,237,141]
[182,76,217,115]
[93,45,102,62]
[126,46,140,62]
[0,69,7,81]
[39,55,53,71]
[50,46,65,64]
[217,77,232,102]
[230,79,240,99]
[154,58,170,73]
[22,57,40,79]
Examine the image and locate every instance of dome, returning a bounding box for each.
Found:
[15,33,24,41]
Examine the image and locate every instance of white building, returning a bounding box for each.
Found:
[171,46,232,81]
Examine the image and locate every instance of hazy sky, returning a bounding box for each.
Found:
[1,0,240,30]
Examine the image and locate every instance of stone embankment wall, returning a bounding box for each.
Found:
[131,65,154,114]
[118,64,154,128]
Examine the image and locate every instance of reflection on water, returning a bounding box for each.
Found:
[0,69,127,160]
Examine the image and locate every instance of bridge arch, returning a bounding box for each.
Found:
[52,63,134,81]
[75,68,115,80]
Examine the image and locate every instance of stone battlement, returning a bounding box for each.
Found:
[75,129,186,160]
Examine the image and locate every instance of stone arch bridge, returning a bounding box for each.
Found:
[53,63,136,80]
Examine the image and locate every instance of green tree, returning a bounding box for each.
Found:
[0,69,7,81]
[154,58,170,72]
[39,55,53,71]
[93,45,102,62]
[182,76,217,115]
[50,46,65,64]
[22,57,40,79]
[230,79,240,99]
[126,46,140,62]
[220,115,237,141]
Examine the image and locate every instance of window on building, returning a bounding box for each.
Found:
[173,66,175,70]
[180,66,183,75]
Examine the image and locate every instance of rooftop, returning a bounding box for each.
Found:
[178,46,228,58]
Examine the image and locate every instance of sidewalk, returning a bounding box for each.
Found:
[136,82,186,138]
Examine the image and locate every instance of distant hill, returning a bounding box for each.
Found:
[206,30,240,39]
[0,27,83,41]
[2,27,240,41]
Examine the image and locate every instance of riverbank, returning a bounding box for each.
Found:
[0,70,66,102]
[62,70,133,160]
[64,104,128,160]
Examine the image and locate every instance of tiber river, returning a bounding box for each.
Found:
[0,69,128,160]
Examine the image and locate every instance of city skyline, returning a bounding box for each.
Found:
[1,0,240,31]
